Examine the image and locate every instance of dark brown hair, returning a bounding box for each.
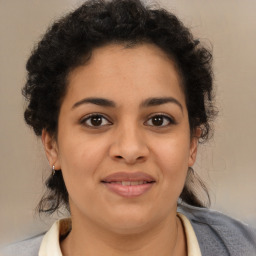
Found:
[23,0,216,214]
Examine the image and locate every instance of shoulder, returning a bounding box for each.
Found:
[178,203,256,256]
[0,233,45,256]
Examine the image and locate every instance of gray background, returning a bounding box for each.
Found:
[1,0,256,245]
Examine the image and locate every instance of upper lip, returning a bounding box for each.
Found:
[101,172,155,183]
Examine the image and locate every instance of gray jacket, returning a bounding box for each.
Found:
[1,204,256,256]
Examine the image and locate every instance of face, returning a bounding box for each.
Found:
[43,43,199,234]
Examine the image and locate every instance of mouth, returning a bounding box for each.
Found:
[101,172,156,197]
[102,180,154,186]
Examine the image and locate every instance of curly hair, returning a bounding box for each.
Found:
[23,0,216,214]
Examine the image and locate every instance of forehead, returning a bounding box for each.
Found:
[65,43,185,107]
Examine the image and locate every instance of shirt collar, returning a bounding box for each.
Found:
[39,215,201,256]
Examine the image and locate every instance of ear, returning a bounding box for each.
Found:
[188,127,201,167]
[41,129,61,170]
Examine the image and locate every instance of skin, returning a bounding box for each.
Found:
[42,43,200,256]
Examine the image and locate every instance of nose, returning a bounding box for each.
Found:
[109,124,149,165]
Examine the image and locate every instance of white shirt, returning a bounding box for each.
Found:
[39,213,201,256]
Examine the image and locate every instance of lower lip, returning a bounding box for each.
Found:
[103,182,154,197]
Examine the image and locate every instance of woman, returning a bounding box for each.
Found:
[2,0,256,255]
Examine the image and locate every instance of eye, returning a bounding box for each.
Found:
[145,114,175,127]
[80,114,112,128]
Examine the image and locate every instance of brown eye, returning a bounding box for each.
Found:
[145,114,174,127]
[81,114,111,128]
[152,116,164,126]
[91,116,103,126]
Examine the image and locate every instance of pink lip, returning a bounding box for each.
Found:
[102,172,155,182]
[101,172,155,198]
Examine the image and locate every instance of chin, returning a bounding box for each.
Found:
[99,207,166,235]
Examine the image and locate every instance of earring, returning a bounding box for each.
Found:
[52,165,55,176]
[188,166,195,174]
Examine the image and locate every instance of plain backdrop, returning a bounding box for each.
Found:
[0,0,256,246]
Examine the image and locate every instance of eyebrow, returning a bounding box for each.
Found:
[140,97,183,112]
[72,97,116,109]
[72,96,183,112]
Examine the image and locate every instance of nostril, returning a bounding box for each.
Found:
[116,156,123,159]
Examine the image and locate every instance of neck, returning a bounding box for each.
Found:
[60,212,187,256]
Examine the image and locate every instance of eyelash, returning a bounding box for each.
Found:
[80,113,176,128]
[145,113,176,127]
[80,113,112,128]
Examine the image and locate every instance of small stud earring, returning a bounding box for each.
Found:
[52,165,55,176]
[188,166,195,175]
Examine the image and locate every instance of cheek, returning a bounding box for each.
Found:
[59,133,107,167]
[153,133,191,167]
[57,135,109,192]
[151,134,191,191]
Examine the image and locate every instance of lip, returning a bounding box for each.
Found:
[101,172,156,198]
[102,172,155,183]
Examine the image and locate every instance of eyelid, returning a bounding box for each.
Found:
[80,113,112,127]
[79,112,176,128]
[144,113,176,126]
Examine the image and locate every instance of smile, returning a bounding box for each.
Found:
[101,172,156,197]
[103,180,152,186]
